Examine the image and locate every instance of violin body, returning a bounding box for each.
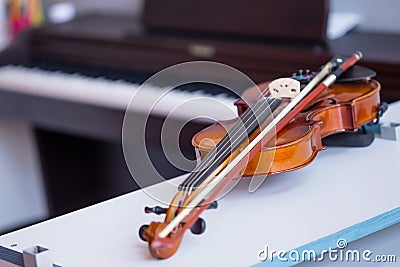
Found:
[192,79,381,176]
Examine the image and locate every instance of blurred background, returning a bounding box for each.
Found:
[0,0,399,234]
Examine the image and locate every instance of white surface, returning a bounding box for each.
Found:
[0,118,48,233]
[381,100,400,122]
[331,0,400,34]
[0,104,399,266]
[327,12,361,40]
[0,65,237,122]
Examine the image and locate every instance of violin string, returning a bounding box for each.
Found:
[189,98,281,191]
[180,97,271,190]
[175,97,272,211]
[182,96,282,194]
[181,98,278,204]
[180,97,281,196]
[179,97,271,197]
[180,97,269,189]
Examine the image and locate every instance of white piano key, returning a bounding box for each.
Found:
[0,65,239,121]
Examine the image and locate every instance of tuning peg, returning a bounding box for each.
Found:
[139,224,149,241]
[190,217,206,235]
[144,201,216,216]
[145,206,167,215]
[207,200,218,210]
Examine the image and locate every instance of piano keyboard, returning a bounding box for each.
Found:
[0,65,240,121]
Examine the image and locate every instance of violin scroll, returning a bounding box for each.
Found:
[139,196,219,258]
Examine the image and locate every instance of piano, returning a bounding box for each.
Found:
[0,2,400,218]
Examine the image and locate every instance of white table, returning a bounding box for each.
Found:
[1,102,399,267]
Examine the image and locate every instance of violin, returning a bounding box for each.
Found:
[193,68,381,177]
[139,52,380,259]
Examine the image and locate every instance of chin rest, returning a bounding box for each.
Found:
[322,129,375,147]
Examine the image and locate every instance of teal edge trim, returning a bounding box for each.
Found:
[251,207,400,267]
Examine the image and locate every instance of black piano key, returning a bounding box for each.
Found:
[174,83,239,98]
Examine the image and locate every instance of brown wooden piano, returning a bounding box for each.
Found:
[0,0,399,221]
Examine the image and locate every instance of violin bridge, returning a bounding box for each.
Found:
[269,78,300,99]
